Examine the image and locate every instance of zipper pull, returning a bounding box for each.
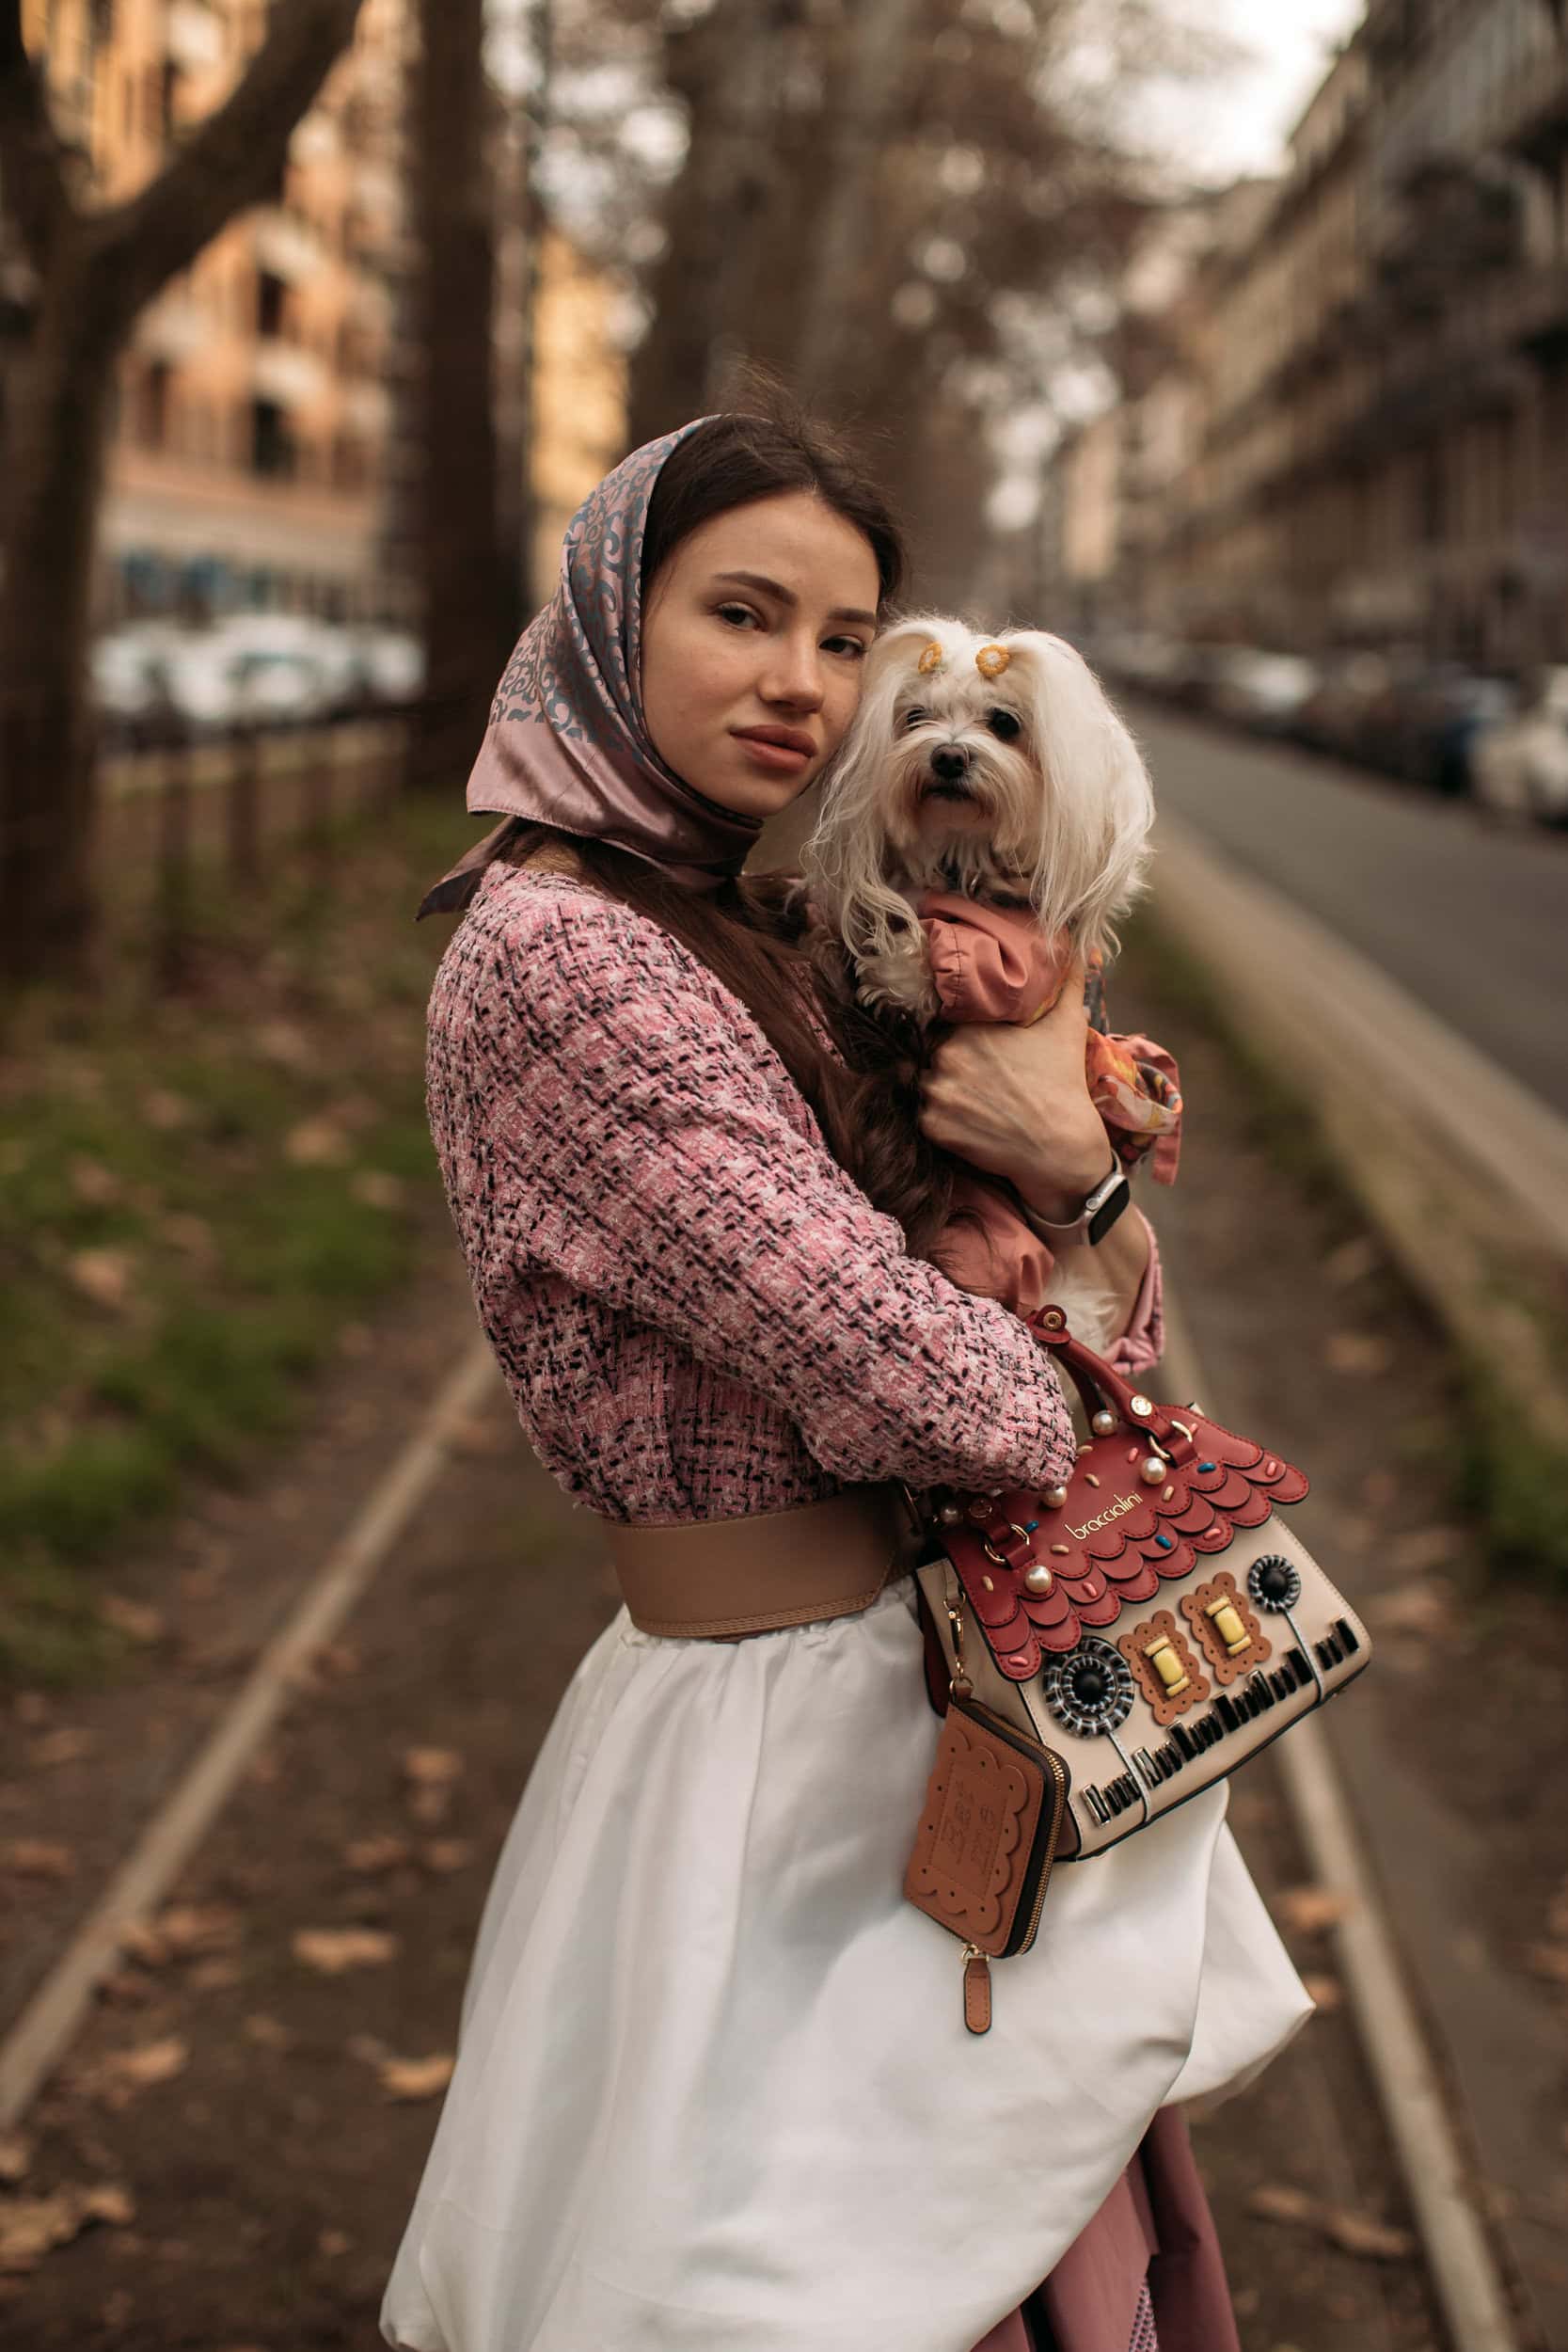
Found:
[962,1945,991,2035]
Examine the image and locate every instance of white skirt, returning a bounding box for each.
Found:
[381,1578,1311,2352]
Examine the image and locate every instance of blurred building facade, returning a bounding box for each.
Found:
[11,0,411,625]
[1050,0,1568,669]
[5,2,628,635]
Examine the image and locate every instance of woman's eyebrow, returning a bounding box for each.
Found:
[711,570,877,629]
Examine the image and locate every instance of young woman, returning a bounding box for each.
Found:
[381,409,1309,2352]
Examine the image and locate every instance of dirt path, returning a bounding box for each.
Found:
[5,942,1564,2347]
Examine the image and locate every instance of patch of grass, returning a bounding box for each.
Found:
[1120,904,1568,1595]
[0,788,477,1684]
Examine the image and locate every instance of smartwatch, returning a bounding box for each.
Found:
[1019,1160,1132,1248]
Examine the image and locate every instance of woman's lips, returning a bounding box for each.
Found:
[733,728,814,774]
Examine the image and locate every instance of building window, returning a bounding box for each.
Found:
[251,398,296,479]
[138,360,171,450]
[257,271,289,339]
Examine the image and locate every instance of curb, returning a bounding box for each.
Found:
[1148,811,1568,1460]
[0,1337,500,2135]
[1159,1295,1524,2352]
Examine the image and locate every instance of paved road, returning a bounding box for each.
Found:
[1131,702,1568,1120]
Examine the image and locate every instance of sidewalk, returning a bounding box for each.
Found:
[4,943,1563,2346]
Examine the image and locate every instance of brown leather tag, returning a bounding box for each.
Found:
[904,1702,1049,1958]
[963,1951,992,2035]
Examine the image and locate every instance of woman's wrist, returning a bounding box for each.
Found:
[1014,1135,1117,1230]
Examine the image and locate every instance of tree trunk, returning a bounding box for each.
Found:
[0,252,124,983]
[406,0,512,795]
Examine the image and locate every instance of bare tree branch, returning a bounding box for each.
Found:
[87,0,366,315]
[0,0,73,269]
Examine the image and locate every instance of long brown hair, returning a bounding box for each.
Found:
[507,402,957,1254]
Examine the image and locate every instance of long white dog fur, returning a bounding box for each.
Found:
[802,615,1158,1351]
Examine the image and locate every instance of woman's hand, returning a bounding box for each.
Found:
[917,961,1113,1225]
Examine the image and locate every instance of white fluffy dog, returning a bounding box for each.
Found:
[803,614,1155,1013]
[802,615,1159,1353]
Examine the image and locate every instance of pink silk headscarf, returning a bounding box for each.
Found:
[419,420,765,915]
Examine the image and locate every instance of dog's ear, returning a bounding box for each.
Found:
[864,614,960,692]
[998,630,1155,950]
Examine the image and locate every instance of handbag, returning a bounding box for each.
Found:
[904,1304,1370,2028]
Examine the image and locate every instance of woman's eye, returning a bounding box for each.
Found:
[716,603,760,629]
[988,707,1022,742]
[900,706,928,732]
[824,635,867,660]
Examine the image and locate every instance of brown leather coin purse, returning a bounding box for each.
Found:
[903,1690,1069,2034]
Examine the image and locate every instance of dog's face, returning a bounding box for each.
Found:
[804,613,1155,978]
[875,628,1045,866]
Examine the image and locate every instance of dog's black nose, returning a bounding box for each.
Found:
[929,746,971,782]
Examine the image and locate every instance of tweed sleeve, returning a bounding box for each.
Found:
[463,890,1078,1495]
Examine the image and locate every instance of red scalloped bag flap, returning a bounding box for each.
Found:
[929,1314,1309,1684]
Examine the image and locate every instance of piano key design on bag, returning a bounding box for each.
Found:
[918,1310,1368,1862]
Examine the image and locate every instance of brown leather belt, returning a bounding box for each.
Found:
[601,1483,926,1640]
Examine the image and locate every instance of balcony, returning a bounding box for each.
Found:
[253,338,328,410]
[251,207,325,287]
[135,289,207,365]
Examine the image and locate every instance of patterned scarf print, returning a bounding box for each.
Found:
[420,421,765,914]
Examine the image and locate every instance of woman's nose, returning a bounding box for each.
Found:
[761,633,826,710]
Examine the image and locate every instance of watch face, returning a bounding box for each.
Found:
[1086,1172,1132,1247]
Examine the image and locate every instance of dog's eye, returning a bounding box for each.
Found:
[900,706,928,733]
[988,708,1022,742]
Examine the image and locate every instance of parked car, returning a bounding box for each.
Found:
[1392,668,1518,796]
[1469,666,1568,824]
[1291,651,1394,762]
[1208,648,1321,735]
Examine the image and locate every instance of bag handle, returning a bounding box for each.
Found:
[1026,1305,1202,1468]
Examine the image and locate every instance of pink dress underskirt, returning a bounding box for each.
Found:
[967,2109,1238,2352]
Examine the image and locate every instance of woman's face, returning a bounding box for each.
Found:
[641,490,881,818]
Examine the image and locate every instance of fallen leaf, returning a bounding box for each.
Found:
[29,1727,93,1768]
[68,1157,122,1207]
[1246,2184,1415,2262]
[122,1904,244,1967]
[0,2133,33,2185]
[283,1118,351,1168]
[1324,1236,1380,1289]
[445,1414,512,1459]
[4,1839,76,1881]
[66,1248,138,1312]
[377,2053,454,2103]
[98,1594,165,1645]
[1275,1885,1354,1938]
[186,1959,244,1993]
[242,2014,295,2053]
[292,1927,400,1976]
[403,1746,464,1827]
[343,1835,412,1877]
[252,1020,313,1071]
[1321,2208,1418,2262]
[0,2181,135,2273]
[1301,1972,1344,2014]
[140,1088,195,1131]
[95,1970,157,2009]
[159,1213,215,1262]
[351,1170,404,1211]
[79,2036,189,2107]
[1323,1330,1396,1378]
[421,1838,475,1876]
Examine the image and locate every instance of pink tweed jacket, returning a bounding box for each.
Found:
[425,863,1164,1525]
